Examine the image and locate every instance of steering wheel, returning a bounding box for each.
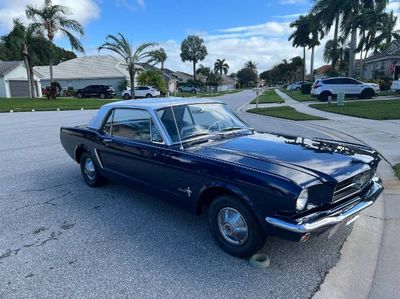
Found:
[207,121,225,132]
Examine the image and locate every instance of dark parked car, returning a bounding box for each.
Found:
[60,98,383,258]
[76,85,116,99]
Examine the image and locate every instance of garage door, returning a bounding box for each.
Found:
[9,80,30,97]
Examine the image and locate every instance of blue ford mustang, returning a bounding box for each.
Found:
[60,98,383,258]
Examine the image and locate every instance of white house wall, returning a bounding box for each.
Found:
[0,77,8,97]
[3,64,42,98]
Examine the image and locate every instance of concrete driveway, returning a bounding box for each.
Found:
[0,97,353,298]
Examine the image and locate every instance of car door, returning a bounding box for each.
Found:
[134,87,143,98]
[344,78,363,95]
[95,108,166,186]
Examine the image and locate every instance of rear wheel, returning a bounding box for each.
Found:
[77,93,83,98]
[319,91,331,102]
[208,195,266,258]
[80,152,106,187]
[360,88,375,99]
[123,94,131,100]
[146,93,152,98]
[100,93,106,99]
[178,88,183,92]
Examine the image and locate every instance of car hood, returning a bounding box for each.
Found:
[190,132,378,186]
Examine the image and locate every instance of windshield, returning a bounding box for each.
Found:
[156,103,250,143]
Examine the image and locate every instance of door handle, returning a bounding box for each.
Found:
[103,138,113,146]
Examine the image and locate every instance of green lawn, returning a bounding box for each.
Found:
[248,106,326,121]
[377,90,400,97]
[250,90,284,104]
[310,100,400,120]
[0,97,119,112]
[394,164,400,179]
[279,89,315,102]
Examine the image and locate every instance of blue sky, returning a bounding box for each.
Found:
[1,0,399,73]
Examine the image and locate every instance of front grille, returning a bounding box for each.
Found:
[333,170,374,202]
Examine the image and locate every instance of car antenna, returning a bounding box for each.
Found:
[169,100,184,150]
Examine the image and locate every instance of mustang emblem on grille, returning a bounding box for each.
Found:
[353,171,371,190]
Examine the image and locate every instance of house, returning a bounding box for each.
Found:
[364,40,400,80]
[314,65,333,80]
[217,76,237,91]
[0,61,42,98]
[34,55,142,94]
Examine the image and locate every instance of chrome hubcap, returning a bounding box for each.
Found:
[217,207,248,245]
[84,157,96,180]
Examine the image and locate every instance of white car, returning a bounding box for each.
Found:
[311,77,380,101]
[287,81,303,91]
[390,80,400,92]
[122,86,160,99]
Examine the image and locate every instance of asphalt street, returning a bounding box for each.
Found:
[0,92,352,298]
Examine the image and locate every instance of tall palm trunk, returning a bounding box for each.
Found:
[310,46,315,80]
[332,15,340,68]
[129,64,136,99]
[29,65,37,97]
[349,26,357,77]
[302,46,306,82]
[22,44,33,98]
[193,61,196,81]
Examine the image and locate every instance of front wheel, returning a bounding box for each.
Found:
[208,195,266,258]
[77,93,83,98]
[123,94,131,100]
[146,93,152,98]
[100,93,106,99]
[80,152,106,187]
[360,89,375,99]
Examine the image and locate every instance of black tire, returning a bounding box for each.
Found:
[123,94,131,100]
[146,93,152,98]
[360,88,375,99]
[192,89,197,94]
[319,91,331,102]
[80,152,106,187]
[208,195,266,258]
[178,88,183,93]
[100,93,106,99]
[77,93,83,98]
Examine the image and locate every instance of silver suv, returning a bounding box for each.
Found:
[311,77,380,101]
[178,85,200,93]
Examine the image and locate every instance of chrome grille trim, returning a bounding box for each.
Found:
[333,170,374,202]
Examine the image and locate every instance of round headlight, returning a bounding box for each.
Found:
[296,189,308,211]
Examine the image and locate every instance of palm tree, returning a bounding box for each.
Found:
[5,19,37,98]
[196,64,211,76]
[98,33,157,98]
[148,47,167,74]
[244,61,257,72]
[214,58,229,75]
[26,0,85,83]
[289,15,311,82]
[374,11,400,49]
[308,14,324,77]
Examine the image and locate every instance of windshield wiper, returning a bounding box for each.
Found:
[219,127,245,132]
[181,133,212,141]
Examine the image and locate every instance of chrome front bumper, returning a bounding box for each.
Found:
[265,179,383,234]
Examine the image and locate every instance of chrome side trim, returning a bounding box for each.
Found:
[94,148,104,169]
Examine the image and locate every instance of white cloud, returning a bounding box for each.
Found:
[0,0,100,34]
[158,20,331,75]
[115,0,145,11]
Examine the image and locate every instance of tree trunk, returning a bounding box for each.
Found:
[303,47,306,82]
[193,60,196,81]
[332,15,340,68]
[23,55,33,98]
[349,26,357,77]
[29,65,37,97]
[310,46,315,80]
[130,68,135,99]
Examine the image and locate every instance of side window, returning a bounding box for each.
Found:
[101,110,114,135]
[111,109,162,143]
